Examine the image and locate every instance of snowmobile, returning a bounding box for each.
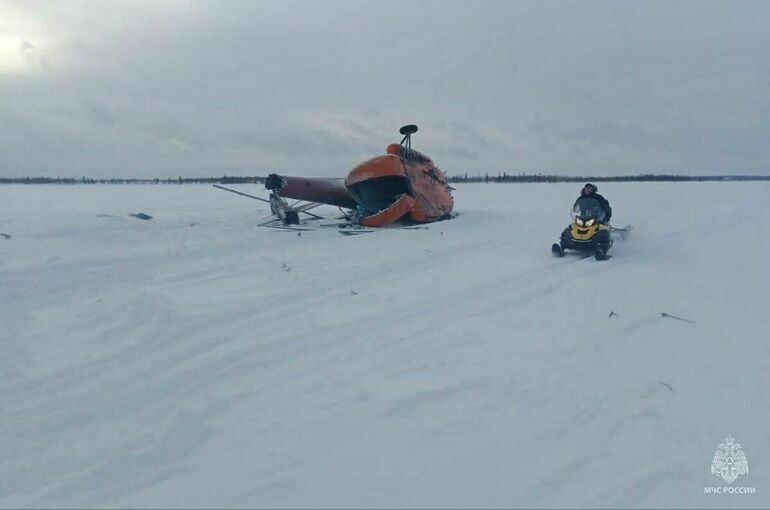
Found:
[551,196,614,260]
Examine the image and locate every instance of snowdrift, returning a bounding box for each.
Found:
[1,182,768,508]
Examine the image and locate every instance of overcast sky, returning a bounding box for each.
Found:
[1,0,769,178]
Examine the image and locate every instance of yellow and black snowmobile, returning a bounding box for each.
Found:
[552,197,614,260]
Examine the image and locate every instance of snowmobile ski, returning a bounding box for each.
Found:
[594,245,610,261]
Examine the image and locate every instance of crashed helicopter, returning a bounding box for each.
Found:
[214,125,454,230]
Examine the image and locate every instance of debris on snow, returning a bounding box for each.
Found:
[660,312,695,324]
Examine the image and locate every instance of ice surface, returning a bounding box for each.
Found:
[1,183,768,508]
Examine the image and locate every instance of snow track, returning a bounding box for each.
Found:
[1,183,769,508]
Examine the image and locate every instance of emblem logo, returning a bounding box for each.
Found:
[711,435,748,484]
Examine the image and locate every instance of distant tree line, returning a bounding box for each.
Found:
[447,172,770,183]
[0,175,267,185]
[2,173,769,185]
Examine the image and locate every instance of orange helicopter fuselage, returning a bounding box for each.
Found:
[345,144,453,227]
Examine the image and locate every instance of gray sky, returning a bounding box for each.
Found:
[1,0,769,178]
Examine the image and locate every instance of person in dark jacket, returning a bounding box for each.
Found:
[575,183,611,223]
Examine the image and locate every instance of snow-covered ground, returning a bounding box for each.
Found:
[1,182,768,508]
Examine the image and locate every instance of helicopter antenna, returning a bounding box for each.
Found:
[399,124,418,150]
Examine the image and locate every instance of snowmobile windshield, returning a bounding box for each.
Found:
[573,197,605,222]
